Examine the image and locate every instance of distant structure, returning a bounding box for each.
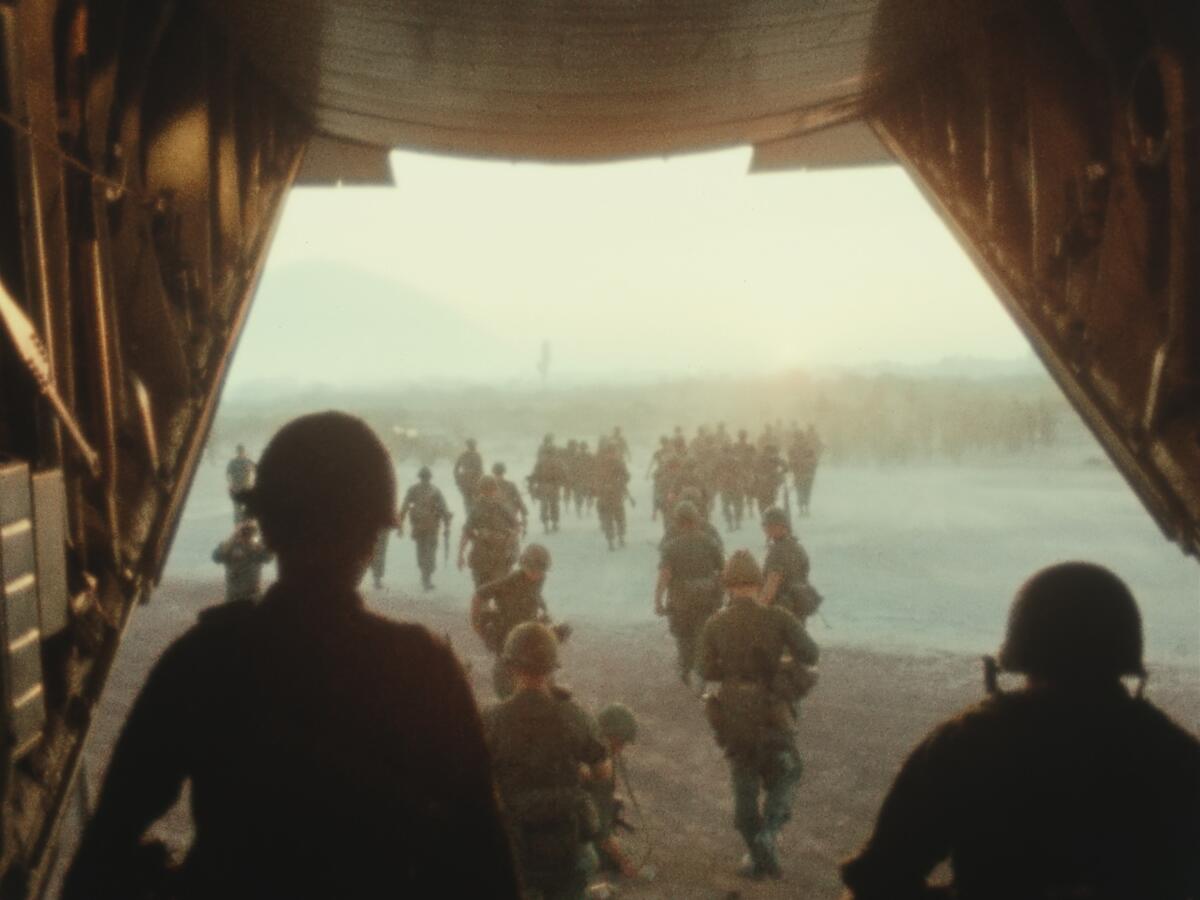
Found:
[538,340,551,383]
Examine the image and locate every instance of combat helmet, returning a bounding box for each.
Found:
[998,562,1145,682]
[673,500,700,526]
[492,462,507,476]
[476,475,499,496]
[597,703,638,744]
[519,543,552,573]
[761,506,790,529]
[418,466,432,481]
[502,622,560,675]
[250,412,394,555]
[722,549,763,588]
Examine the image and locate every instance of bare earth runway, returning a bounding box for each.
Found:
[76,453,1199,899]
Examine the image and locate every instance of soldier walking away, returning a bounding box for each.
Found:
[211,520,273,604]
[841,562,1200,900]
[459,475,521,587]
[528,437,567,533]
[225,443,256,523]
[454,437,484,514]
[588,704,644,883]
[493,461,530,535]
[752,443,788,517]
[760,507,821,619]
[471,543,568,698]
[715,440,745,532]
[398,465,452,591]
[789,424,823,517]
[485,623,607,900]
[654,501,724,689]
[64,411,520,899]
[699,550,819,881]
[594,440,632,550]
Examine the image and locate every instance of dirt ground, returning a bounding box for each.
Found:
[74,575,1200,900]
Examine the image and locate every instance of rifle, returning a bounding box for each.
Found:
[443,513,453,565]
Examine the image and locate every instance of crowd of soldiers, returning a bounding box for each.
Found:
[116,414,1196,900]
[648,421,824,532]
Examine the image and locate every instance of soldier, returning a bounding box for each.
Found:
[225,443,256,523]
[699,550,819,881]
[528,439,567,533]
[485,623,607,900]
[65,411,519,898]
[593,440,631,551]
[398,465,452,591]
[610,426,630,463]
[752,443,788,515]
[576,440,596,515]
[760,507,819,618]
[458,475,520,587]
[493,461,529,535]
[454,437,484,514]
[562,440,582,516]
[790,424,823,517]
[471,543,562,698]
[732,429,757,519]
[654,501,724,688]
[211,520,273,603]
[589,704,642,881]
[661,486,724,553]
[647,435,676,522]
[842,562,1200,899]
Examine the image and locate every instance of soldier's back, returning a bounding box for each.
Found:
[703,601,793,681]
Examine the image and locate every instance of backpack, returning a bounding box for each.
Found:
[706,681,773,756]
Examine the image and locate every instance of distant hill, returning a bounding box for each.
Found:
[225,260,523,393]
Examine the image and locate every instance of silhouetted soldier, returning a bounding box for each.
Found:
[458,475,520,587]
[594,440,631,550]
[492,461,529,535]
[64,412,520,899]
[211,520,273,603]
[841,562,1200,900]
[760,507,820,619]
[398,465,451,591]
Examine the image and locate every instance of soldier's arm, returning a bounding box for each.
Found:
[63,633,199,898]
[782,611,819,666]
[840,730,956,900]
[654,566,670,615]
[762,570,783,605]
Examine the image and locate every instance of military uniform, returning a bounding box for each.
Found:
[485,688,607,900]
[841,687,1200,900]
[700,596,819,878]
[593,450,630,550]
[211,531,273,603]
[495,470,530,532]
[400,479,451,589]
[764,531,812,617]
[529,449,567,533]
[475,570,551,697]
[659,529,724,684]
[462,496,520,586]
[752,447,787,514]
[226,452,256,523]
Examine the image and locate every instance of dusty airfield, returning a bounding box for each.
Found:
[75,452,1200,899]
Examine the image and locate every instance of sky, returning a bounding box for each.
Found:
[228,147,1034,389]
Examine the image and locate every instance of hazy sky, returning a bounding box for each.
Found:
[229,147,1033,388]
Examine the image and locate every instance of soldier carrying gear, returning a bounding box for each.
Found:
[528,440,568,533]
[655,501,725,689]
[453,437,484,515]
[588,703,644,882]
[842,562,1200,900]
[212,520,273,604]
[472,543,568,698]
[458,475,520,587]
[760,507,821,618]
[594,440,632,551]
[398,465,452,591]
[485,624,607,900]
[491,461,529,534]
[699,548,819,882]
[752,443,788,516]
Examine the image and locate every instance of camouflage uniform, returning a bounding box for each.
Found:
[400,477,451,590]
[658,526,724,684]
[211,527,273,603]
[462,495,520,587]
[485,688,607,900]
[700,596,819,878]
